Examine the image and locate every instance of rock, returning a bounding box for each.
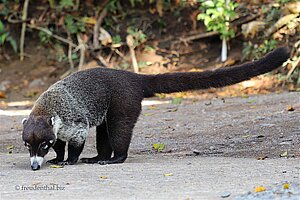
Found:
[0,80,11,92]
[193,149,200,155]
[28,79,45,89]
[220,191,231,198]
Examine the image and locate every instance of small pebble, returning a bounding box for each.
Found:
[220,191,231,198]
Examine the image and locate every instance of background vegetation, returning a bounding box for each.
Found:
[0,0,299,100]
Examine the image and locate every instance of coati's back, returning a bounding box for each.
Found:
[33,67,144,126]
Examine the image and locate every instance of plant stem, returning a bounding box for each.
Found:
[20,0,29,61]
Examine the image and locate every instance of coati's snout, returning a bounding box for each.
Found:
[22,116,56,170]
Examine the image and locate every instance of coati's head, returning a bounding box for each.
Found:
[22,115,56,170]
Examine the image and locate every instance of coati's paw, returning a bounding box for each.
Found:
[46,158,63,164]
[58,159,77,165]
[81,156,103,164]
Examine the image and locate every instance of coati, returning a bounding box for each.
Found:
[22,47,289,170]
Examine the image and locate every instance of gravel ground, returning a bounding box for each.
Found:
[0,92,299,199]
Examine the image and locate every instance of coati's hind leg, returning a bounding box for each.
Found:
[97,107,140,165]
[81,121,113,164]
[47,139,66,164]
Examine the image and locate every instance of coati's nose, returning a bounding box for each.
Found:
[31,161,40,171]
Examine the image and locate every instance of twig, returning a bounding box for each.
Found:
[173,31,219,45]
[20,0,29,61]
[89,50,109,68]
[286,56,300,80]
[27,24,77,47]
[126,35,139,73]
[76,34,85,71]
[93,6,108,49]
[67,32,74,70]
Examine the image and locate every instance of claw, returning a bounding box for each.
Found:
[97,160,108,165]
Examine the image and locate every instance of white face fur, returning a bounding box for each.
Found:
[30,156,44,167]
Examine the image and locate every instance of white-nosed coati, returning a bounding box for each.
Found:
[22,47,289,170]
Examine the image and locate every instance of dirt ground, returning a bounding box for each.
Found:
[0,92,299,199]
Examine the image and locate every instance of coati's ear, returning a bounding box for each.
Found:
[48,117,55,126]
[22,118,27,125]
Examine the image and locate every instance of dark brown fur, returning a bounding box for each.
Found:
[22,47,290,170]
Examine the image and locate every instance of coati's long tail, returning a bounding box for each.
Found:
[141,47,290,97]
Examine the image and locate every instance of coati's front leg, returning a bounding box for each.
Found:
[47,139,66,164]
[82,104,140,165]
[81,121,112,163]
[59,139,86,165]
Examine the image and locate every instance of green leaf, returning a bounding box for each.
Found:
[0,32,9,44]
[0,20,4,32]
[7,36,17,52]
[59,0,74,9]
[171,97,182,105]
[153,143,165,152]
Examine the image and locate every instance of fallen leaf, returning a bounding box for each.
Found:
[0,91,6,98]
[164,173,173,177]
[144,113,154,116]
[166,108,178,112]
[148,105,158,110]
[171,97,182,105]
[255,186,266,193]
[242,135,251,138]
[247,99,256,104]
[100,176,108,179]
[153,143,165,152]
[50,165,64,168]
[283,183,290,189]
[287,106,295,111]
[81,17,97,25]
[257,156,268,160]
[280,151,288,157]
[6,145,14,150]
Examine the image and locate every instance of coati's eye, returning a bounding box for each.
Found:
[39,142,48,150]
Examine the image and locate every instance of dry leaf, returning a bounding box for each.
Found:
[0,91,6,98]
[144,113,154,116]
[164,173,173,177]
[6,145,14,150]
[50,165,64,168]
[287,106,295,111]
[100,176,108,179]
[257,156,268,160]
[283,183,290,189]
[280,151,288,157]
[255,186,266,192]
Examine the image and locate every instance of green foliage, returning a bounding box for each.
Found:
[105,0,122,14]
[112,35,122,45]
[0,0,10,16]
[242,40,278,61]
[171,97,182,105]
[59,0,74,9]
[127,27,147,48]
[64,15,85,34]
[276,0,297,3]
[197,0,238,40]
[38,30,52,44]
[0,20,17,52]
[129,0,144,7]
